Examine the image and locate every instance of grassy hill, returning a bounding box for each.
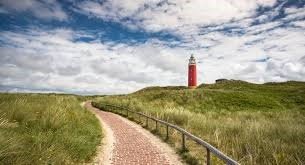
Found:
[0,93,102,164]
[93,80,305,164]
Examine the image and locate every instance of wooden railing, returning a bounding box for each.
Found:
[92,102,239,165]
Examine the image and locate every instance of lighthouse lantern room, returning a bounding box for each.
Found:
[188,54,197,89]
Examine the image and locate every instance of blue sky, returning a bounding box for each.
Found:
[0,0,305,94]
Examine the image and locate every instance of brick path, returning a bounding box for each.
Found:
[85,102,182,165]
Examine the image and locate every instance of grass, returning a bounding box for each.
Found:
[0,93,102,164]
[93,80,305,165]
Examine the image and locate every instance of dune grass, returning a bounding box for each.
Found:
[0,93,102,164]
[93,81,305,164]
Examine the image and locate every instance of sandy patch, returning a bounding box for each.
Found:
[83,101,114,165]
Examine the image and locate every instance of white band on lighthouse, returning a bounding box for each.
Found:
[189,54,196,64]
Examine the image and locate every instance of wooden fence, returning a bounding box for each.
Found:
[92,102,239,165]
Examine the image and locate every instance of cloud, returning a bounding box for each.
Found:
[74,0,277,33]
[284,6,305,19]
[290,20,305,28]
[90,57,155,84]
[0,0,68,21]
[0,1,305,94]
[57,66,81,76]
[0,28,190,94]
[1,17,305,94]
[0,48,54,73]
[133,43,186,74]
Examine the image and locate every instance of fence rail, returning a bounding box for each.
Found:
[92,102,239,165]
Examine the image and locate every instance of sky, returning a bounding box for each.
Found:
[0,0,305,95]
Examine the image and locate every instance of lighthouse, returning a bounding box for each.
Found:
[188,54,197,89]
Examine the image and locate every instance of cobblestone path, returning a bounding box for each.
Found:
[85,102,182,165]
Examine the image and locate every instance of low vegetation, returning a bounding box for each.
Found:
[0,93,102,164]
[93,80,305,164]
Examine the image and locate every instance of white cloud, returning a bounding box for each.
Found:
[290,20,305,28]
[283,6,305,21]
[0,28,191,94]
[1,23,305,94]
[74,0,277,34]
[1,1,305,94]
[0,0,68,21]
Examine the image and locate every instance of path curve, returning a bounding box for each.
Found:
[85,101,183,165]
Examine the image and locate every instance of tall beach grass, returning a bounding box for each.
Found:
[0,93,102,164]
[93,81,305,164]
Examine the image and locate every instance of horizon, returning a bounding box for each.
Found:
[1,80,304,96]
[1,0,305,95]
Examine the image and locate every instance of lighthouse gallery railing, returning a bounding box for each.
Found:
[92,102,239,165]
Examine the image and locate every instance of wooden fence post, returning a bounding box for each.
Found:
[207,148,211,165]
[182,134,186,151]
[166,125,169,139]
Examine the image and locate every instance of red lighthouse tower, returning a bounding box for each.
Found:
[188,54,197,89]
